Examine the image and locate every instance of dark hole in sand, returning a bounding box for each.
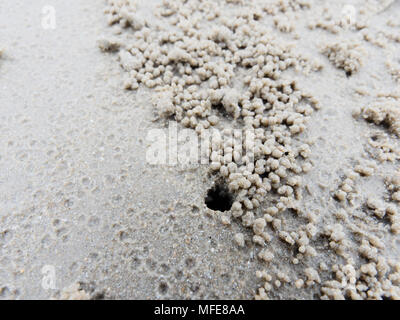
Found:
[159,281,168,294]
[212,102,228,118]
[205,182,234,212]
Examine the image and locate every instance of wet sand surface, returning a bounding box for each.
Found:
[0,0,400,299]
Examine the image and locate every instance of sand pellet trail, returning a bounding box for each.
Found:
[0,0,400,300]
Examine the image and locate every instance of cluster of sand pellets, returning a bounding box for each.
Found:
[99,0,400,299]
[308,6,366,34]
[386,58,400,83]
[321,40,365,76]
[361,102,400,137]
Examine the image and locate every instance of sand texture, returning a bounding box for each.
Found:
[0,0,400,300]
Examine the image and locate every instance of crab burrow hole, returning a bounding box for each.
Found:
[205,180,234,212]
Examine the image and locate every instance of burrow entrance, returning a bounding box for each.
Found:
[205,181,234,212]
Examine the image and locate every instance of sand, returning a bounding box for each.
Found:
[0,0,399,300]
